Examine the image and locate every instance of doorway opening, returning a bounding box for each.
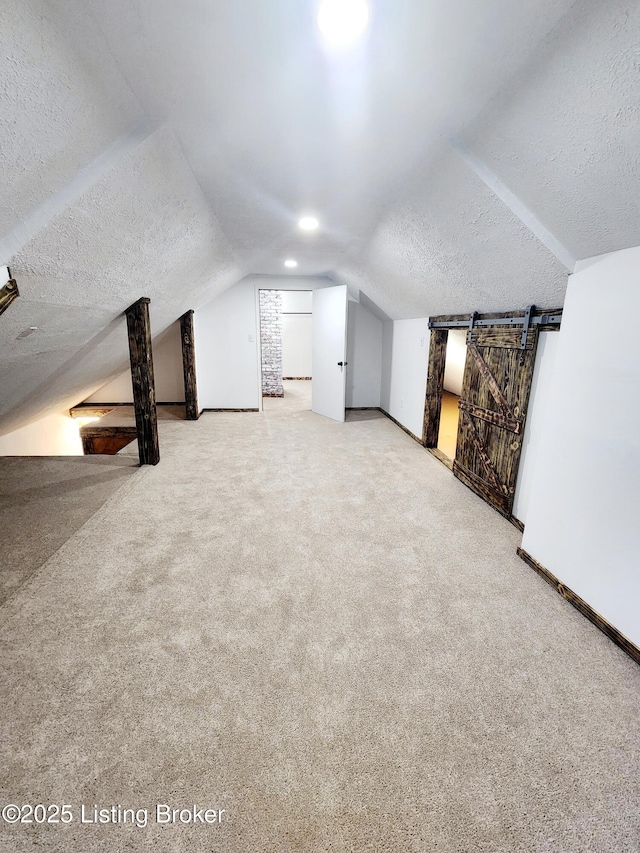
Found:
[437,329,467,461]
[258,289,313,414]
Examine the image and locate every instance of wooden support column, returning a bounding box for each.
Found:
[423,328,448,447]
[125,297,160,466]
[179,310,199,420]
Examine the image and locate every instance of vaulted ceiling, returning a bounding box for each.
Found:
[1,0,639,434]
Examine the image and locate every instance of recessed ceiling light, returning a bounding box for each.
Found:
[298,216,319,232]
[284,259,298,268]
[317,0,369,47]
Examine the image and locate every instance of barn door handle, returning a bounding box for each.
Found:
[337,361,348,367]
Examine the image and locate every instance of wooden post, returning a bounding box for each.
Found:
[179,310,199,420]
[125,297,159,466]
[423,328,448,447]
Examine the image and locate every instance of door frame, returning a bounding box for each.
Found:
[256,287,314,411]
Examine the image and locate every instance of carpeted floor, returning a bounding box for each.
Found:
[0,455,138,605]
[1,381,639,851]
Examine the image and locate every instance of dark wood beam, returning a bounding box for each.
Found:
[179,310,199,420]
[0,276,19,318]
[69,405,115,419]
[423,329,448,447]
[81,425,137,456]
[125,297,159,466]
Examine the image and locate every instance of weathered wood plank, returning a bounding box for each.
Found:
[80,426,138,439]
[454,322,538,517]
[89,436,136,455]
[458,399,521,434]
[81,426,138,456]
[0,278,19,317]
[468,328,536,350]
[517,548,640,667]
[423,329,448,447]
[459,408,505,492]
[466,343,516,422]
[125,297,159,466]
[70,405,115,419]
[179,310,199,420]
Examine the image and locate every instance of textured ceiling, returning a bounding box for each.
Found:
[2,0,639,433]
[463,0,640,262]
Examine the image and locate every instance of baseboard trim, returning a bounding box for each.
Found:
[378,408,424,445]
[73,401,185,408]
[427,447,454,470]
[201,408,259,413]
[345,406,423,445]
[517,547,640,667]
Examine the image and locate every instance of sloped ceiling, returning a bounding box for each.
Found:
[1,0,639,434]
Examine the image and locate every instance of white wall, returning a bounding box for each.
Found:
[194,276,334,409]
[443,330,467,396]
[281,291,313,313]
[281,290,313,378]
[522,247,640,647]
[0,411,83,456]
[282,315,312,377]
[86,366,133,404]
[512,332,559,524]
[86,321,185,403]
[380,318,430,438]
[346,302,382,408]
[195,279,261,409]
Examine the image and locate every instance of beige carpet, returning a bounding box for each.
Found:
[0,455,138,605]
[1,381,639,852]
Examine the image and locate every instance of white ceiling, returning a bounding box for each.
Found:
[1,0,639,433]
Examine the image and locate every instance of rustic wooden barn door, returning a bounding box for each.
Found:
[453,323,539,518]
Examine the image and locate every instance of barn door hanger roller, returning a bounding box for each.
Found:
[467,311,478,345]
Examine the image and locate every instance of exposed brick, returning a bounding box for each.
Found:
[259,290,284,397]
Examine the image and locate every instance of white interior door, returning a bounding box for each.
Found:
[312,285,348,422]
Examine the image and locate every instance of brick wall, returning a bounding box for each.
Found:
[259,290,284,397]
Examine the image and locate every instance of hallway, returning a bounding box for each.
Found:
[1,408,639,851]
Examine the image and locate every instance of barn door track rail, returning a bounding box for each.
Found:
[429,305,562,349]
